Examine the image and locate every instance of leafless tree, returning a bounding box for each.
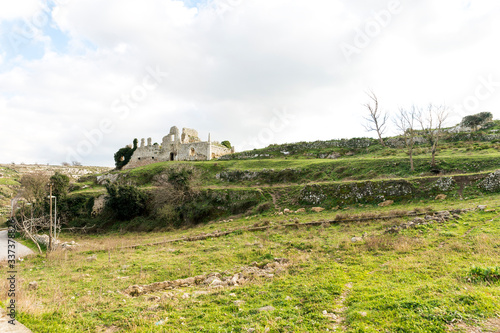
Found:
[151,165,201,224]
[363,91,388,147]
[418,104,448,168]
[394,106,419,172]
[19,172,50,209]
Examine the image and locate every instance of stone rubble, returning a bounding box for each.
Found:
[33,234,79,250]
[124,258,290,297]
[378,200,394,207]
[385,209,471,234]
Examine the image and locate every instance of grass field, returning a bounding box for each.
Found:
[4,196,500,332]
[2,130,500,332]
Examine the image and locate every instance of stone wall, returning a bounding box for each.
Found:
[210,144,234,160]
[177,141,211,161]
[181,128,200,144]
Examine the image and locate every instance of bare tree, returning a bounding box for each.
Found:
[151,165,201,225]
[418,104,448,168]
[19,172,50,209]
[394,106,419,172]
[363,91,388,147]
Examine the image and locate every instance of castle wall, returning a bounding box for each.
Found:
[177,141,211,161]
[210,144,233,159]
[181,128,200,144]
[122,127,233,169]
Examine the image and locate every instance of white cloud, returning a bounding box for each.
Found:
[1,0,500,166]
[0,1,41,20]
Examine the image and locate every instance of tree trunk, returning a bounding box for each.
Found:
[378,134,385,147]
[409,149,414,172]
[431,146,437,168]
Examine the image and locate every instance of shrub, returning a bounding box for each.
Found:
[253,202,273,214]
[151,165,201,226]
[221,140,232,149]
[155,204,178,226]
[105,183,147,220]
[58,195,95,220]
[467,266,500,283]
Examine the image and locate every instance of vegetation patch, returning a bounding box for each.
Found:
[467,266,500,283]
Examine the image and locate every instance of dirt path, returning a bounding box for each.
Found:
[0,231,34,332]
[0,230,34,261]
[0,310,33,333]
[331,282,353,331]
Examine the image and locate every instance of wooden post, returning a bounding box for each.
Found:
[49,183,53,254]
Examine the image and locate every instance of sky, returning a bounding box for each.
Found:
[1,0,499,167]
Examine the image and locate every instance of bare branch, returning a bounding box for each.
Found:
[394,106,419,171]
[363,91,388,146]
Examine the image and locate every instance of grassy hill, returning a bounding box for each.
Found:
[0,164,111,223]
[9,198,500,332]
[3,120,500,332]
[32,119,498,233]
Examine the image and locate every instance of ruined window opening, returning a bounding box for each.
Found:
[190,148,195,156]
[170,153,175,161]
[152,157,155,159]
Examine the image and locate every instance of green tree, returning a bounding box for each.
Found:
[50,172,70,198]
[461,112,493,131]
[221,140,232,149]
[114,138,138,170]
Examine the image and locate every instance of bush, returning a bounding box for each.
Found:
[221,140,232,149]
[151,165,202,226]
[105,183,147,220]
[58,195,95,220]
[155,204,179,226]
[253,202,273,214]
[467,266,500,283]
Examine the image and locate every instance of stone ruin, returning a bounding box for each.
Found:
[124,126,234,169]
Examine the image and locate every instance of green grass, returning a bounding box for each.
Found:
[0,178,19,185]
[103,153,500,189]
[6,197,500,332]
[4,128,500,331]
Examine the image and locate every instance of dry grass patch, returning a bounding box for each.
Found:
[362,235,423,253]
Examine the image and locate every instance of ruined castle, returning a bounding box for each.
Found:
[123,126,234,169]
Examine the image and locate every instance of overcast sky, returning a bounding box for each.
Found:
[1,0,499,166]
